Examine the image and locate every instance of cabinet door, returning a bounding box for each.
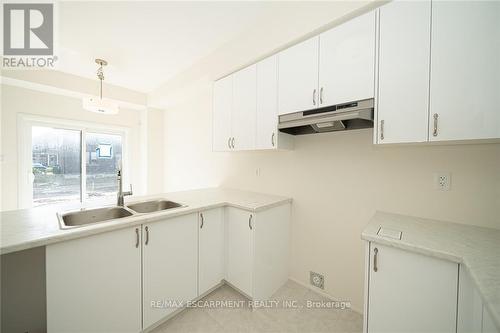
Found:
[232,64,257,150]
[47,227,141,332]
[199,208,224,295]
[367,243,458,333]
[213,75,233,151]
[429,1,500,141]
[278,36,319,115]
[458,264,483,333]
[256,55,279,150]
[253,203,290,301]
[319,11,375,107]
[483,306,500,333]
[225,207,254,297]
[376,1,431,144]
[143,214,198,328]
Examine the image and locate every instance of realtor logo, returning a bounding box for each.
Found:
[3,3,53,55]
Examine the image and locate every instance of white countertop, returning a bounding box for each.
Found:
[362,211,500,330]
[0,188,291,255]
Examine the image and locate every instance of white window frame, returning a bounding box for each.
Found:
[18,113,130,209]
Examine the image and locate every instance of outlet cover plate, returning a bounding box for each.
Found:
[434,172,451,191]
[310,271,324,290]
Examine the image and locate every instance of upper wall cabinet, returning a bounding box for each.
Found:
[213,57,292,152]
[319,11,376,107]
[376,0,431,144]
[429,1,500,142]
[278,37,320,115]
[256,55,293,150]
[376,0,500,145]
[232,65,257,150]
[213,75,233,151]
[278,12,376,116]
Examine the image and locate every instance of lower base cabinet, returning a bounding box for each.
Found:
[47,226,142,333]
[458,264,500,333]
[365,242,500,333]
[198,208,225,295]
[46,204,291,332]
[142,214,198,329]
[365,242,458,333]
[225,204,290,300]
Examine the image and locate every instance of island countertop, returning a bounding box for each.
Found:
[0,188,291,255]
[362,211,500,330]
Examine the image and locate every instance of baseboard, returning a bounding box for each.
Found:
[142,281,225,333]
[288,277,363,315]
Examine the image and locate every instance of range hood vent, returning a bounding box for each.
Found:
[278,98,374,135]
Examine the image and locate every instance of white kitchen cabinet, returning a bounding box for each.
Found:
[483,306,500,333]
[225,203,290,300]
[213,75,233,151]
[198,208,224,296]
[142,214,198,329]
[429,1,500,142]
[366,243,458,333]
[232,65,257,150]
[256,55,278,149]
[319,11,375,107]
[47,226,142,333]
[376,0,431,144]
[278,36,319,115]
[256,55,293,150]
[458,264,483,333]
[225,207,254,297]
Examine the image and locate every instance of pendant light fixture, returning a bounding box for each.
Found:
[82,59,119,115]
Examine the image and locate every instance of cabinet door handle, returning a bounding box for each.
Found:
[248,214,253,230]
[373,247,378,272]
[200,213,204,229]
[320,87,324,105]
[433,113,439,137]
[227,137,231,149]
[380,120,385,141]
[231,137,235,149]
[312,89,317,106]
[135,228,139,248]
[145,226,149,245]
[271,132,275,147]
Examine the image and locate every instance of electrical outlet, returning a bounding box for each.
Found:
[255,168,261,176]
[310,271,324,290]
[434,172,451,191]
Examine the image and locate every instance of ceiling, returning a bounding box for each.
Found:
[55,1,282,93]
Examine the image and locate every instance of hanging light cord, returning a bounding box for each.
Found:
[97,62,104,99]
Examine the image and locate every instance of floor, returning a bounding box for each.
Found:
[152,280,363,333]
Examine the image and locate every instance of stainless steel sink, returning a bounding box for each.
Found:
[127,199,185,214]
[58,206,134,229]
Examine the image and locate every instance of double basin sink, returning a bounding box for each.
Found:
[58,199,186,229]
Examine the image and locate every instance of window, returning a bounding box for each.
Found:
[85,132,122,200]
[32,126,81,206]
[22,116,128,208]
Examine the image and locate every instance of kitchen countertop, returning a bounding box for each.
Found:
[0,188,291,255]
[362,211,500,330]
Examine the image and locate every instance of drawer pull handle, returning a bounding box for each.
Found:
[433,113,439,137]
[135,228,139,248]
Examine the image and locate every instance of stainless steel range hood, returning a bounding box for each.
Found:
[278,98,374,135]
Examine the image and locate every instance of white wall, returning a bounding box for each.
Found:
[0,84,164,211]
